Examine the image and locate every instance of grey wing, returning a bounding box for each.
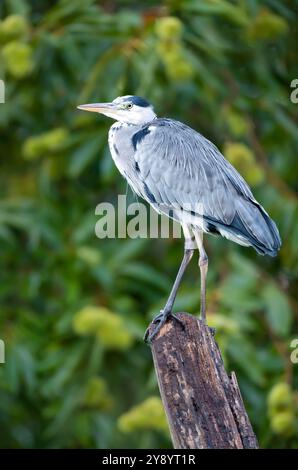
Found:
[134,120,242,224]
[133,120,281,255]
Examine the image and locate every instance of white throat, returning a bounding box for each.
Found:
[104,107,157,125]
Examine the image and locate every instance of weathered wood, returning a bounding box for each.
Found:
[150,312,258,449]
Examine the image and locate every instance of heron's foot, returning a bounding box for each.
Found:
[199,307,214,334]
[200,306,207,323]
[144,310,184,344]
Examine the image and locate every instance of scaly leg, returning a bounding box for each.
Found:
[194,231,208,322]
[144,244,195,343]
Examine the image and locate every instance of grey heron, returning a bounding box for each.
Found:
[77,95,281,342]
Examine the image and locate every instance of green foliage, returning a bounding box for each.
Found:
[118,397,168,434]
[83,376,113,410]
[73,306,134,350]
[155,16,194,81]
[2,41,33,78]
[246,8,289,41]
[268,382,297,436]
[224,142,265,186]
[0,14,29,42]
[0,0,297,449]
[22,128,69,160]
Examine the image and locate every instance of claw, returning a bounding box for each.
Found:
[152,311,164,325]
[143,311,184,344]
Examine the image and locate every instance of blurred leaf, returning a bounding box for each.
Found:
[67,133,104,177]
[261,282,292,337]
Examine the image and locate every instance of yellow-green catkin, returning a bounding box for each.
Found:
[23,128,69,160]
[82,377,112,410]
[0,15,29,43]
[118,397,168,433]
[73,306,134,350]
[2,41,33,79]
[155,17,194,81]
[224,142,264,186]
[267,382,295,436]
[246,9,288,41]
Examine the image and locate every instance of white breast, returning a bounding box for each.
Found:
[108,122,143,196]
[108,122,128,178]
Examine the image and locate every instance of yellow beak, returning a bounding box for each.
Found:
[77,102,116,113]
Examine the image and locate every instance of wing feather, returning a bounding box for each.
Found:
[132,118,281,254]
[134,119,239,224]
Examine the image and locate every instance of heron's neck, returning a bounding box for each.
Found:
[111,121,133,130]
[115,108,157,125]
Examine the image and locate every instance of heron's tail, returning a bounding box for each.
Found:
[219,199,281,257]
[254,206,281,256]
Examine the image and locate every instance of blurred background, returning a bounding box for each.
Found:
[0,0,298,449]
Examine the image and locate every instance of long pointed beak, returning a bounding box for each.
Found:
[77,102,116,113]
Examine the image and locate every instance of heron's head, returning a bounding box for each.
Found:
[77,95,156,125]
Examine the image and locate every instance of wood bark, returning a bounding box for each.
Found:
[149,312,259,449]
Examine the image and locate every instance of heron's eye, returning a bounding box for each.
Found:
[126,103,133,109]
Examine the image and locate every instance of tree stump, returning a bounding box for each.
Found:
[149,312,258,449]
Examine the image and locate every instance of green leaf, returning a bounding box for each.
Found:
[262,282,292,337]
[67,133,104,177]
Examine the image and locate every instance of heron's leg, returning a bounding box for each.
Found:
[194,231,208,322]
[161,247,194,315]
[144,242,195,343]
